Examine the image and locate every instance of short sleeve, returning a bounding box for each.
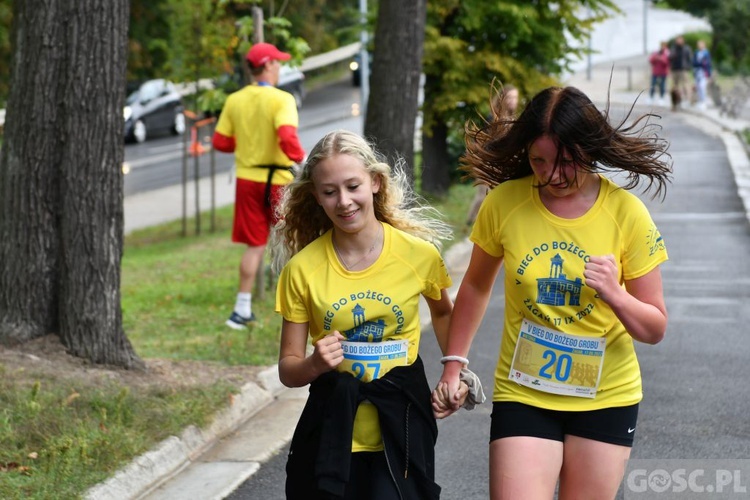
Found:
[422,244,452,300]
[214,95,235,137]
[275,262,310,323]
[621,198,668,280]
[470,187,505,258]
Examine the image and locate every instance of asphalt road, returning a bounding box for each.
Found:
[224,107,750,499]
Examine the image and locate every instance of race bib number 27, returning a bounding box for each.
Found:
[340,340,409,383]
[509,318,605,398]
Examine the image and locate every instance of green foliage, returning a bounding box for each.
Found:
[421,0,618,159]
[165,0,238,85]
[197,87,230,115]
[281,0,361,53]
[708,1,750,74]
[128,0,173,83]
[126,0,313,93]
[233,14,310,67]
[172,1,311,114]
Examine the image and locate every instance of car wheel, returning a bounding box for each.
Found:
[172,112,186,135]
[133,120,147,143]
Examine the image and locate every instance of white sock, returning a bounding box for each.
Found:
[234,292,252,318]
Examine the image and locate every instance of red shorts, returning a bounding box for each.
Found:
[232,178,285,246]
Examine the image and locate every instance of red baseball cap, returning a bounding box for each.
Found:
[246,42,291,67]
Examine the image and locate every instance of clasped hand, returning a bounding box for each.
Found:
[431,376,469,419]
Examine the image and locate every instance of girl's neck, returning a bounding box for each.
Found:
[332,222,383,271]
[333,221,382,248]
[539,174,601,219]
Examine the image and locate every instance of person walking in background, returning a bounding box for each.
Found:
[648,41,670,106]
[433,86,672,499]
[465,84,520,227]
[693,39,713,110]
[272,130,477,499]
[668,35,693,110]
[212,42,305,330]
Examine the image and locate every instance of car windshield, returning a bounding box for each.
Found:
[125,89,140,106]
[126,80,165,105]
[278,65,303,86]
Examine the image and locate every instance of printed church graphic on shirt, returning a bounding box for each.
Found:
[536,253,583,306]
[344,304,387,342]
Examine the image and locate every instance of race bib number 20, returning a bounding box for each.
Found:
[509,318,605,398]
[340,340,409,383]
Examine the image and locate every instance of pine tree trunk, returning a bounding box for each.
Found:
[0,0,143,369]
[364,0,426,182]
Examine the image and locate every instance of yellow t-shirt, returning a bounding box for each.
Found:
[471,175,668,411]
[276,223,452,451]
[214,83,298,184]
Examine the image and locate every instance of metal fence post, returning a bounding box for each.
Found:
[181,114,189,237]
[193,125,201,235]
[210,121,216,232]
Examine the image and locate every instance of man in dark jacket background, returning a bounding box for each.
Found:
[669,35,693,110]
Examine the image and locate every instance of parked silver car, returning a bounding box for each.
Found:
[124,79,186,143]
[277,65,306,109]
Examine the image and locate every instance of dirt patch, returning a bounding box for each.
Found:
[0,334,265,392]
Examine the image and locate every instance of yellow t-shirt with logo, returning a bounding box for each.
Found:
[214,83,298,184]
[276,223,452,451]
[471,175,668,411]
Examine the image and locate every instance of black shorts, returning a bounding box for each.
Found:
[490,401,639,447]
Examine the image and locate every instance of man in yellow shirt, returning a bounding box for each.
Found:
[213,42,305,329]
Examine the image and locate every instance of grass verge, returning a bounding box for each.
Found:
[0,181,474,499]
[121,204,282,367]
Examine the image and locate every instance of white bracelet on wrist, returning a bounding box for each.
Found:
[440,355,469,366]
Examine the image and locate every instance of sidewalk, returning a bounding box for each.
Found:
[87,54,750,500]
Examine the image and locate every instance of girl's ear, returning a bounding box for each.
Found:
[371,172,382,194]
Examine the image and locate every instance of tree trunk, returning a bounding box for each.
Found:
[364,0,426,182]
[421,118,452,196]
[0,0,143,369]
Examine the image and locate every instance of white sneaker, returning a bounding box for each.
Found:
[658,98,666,106]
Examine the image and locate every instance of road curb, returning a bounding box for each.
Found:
[84,365,283,500]
[678,106,750,227]
[725,131,750,227]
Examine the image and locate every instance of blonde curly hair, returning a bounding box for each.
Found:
[270,130,452,272]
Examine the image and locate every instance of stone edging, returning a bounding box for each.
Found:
[84,365,283,500]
